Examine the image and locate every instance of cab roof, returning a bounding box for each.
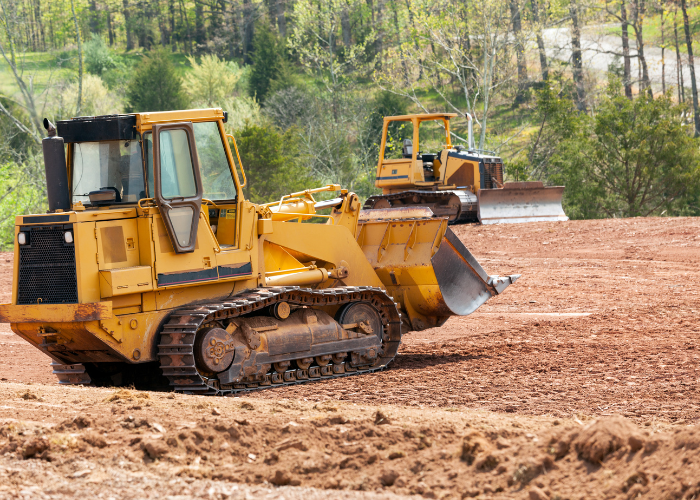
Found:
[383,113,459,122]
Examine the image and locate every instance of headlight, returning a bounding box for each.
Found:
[64,231,73,244]
[17,232,27,245]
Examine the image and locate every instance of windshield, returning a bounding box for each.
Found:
[72,140,145,205]
[144,121,237,201]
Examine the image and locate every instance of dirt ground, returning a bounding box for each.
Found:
[2,216,700,499]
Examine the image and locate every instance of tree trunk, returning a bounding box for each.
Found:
[177,0,191,53]
[569,1,587,111]
[621,1,632,99]
[89,0,99,35]
[70,0,83,116]
[276,0,286,38]
[169,0,176,50]
[28,0,37,51]
[680,0,700,136]
[632,0,652,96]
[243,0,254,62]
[34,0,44,51]
[376,0,385,66]
[195,0,205,48]
[123,0,134,50]
[530,0,548,81]
[341,6,350,47]
[661,5,665,93]
[403,0,423,79]
[390,0,409,85]
[510,0,528,100]
[674,8,685,103]
[107,7,115,46]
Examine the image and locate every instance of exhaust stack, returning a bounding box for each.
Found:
[41,118,70,212]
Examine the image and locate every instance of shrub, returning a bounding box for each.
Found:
[126,48,189,112]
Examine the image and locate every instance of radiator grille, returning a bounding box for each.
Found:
[482,160,504,189]
[18,225,78,305]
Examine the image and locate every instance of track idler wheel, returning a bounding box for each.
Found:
[194,327,235,376]
[372,198,392,209]
[337,302,383,341]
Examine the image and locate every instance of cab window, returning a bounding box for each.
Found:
[144,121,237,201]
[72,140,145,205]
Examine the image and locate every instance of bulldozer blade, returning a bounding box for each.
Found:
[356,211,519,329]
[477,183,568,225]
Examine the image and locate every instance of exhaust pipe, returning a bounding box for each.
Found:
[466,113,475,151]
[42,118,71,213]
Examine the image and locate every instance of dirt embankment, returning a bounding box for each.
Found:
[2,384,700,500]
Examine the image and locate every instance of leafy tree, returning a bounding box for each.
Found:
[125,48,189,112]
[590,81,700,217]
[235,123,316,203]
[84,34,118,75]
[528,79,700,219]
[248,24,284,104]
[183,54,243,107]
[289,0,373,91]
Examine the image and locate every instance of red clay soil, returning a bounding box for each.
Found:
[2,216,700,498]
[3,217,700,422]
[2,385,700,500]
[250,217,700,424]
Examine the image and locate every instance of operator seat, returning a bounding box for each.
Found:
[402,139,413,159]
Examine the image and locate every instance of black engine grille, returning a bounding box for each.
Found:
[18,224,78,305]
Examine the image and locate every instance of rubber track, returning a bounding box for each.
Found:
[157,286,402,396]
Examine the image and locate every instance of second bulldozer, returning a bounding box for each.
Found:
[364,113,568,224]
[0,108,518,395]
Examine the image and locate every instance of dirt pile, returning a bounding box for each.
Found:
[1,386,700,499]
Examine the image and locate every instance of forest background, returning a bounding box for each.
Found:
[2,0,700,247]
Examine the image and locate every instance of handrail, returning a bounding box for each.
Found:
[272,213,335,225]
[138,198,156,209]
[226,133,247,188]
[264,184,342,211]
[200,209,221,253]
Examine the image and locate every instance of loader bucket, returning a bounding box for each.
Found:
[477,182,568,224]
[357,209,519,331]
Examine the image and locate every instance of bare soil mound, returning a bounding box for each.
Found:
[0,385,699,499]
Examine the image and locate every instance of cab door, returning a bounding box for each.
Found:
[153,122,202,253]
[151,122,219,288]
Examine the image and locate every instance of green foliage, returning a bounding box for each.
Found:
[125,48,189,113]
[235,123,316,203]
[366,90,409,140]
[528,79,700,219]
[591,81,700,217]
[289,0,374,89]
[84,34,119,75]
[0,158,47,250]
[183,54,243,107]
[248,24,285,104]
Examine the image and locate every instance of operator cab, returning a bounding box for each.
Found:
[58,111,244,253]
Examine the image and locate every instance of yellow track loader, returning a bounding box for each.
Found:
[0,108,518,394]
[364,113,568,224]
